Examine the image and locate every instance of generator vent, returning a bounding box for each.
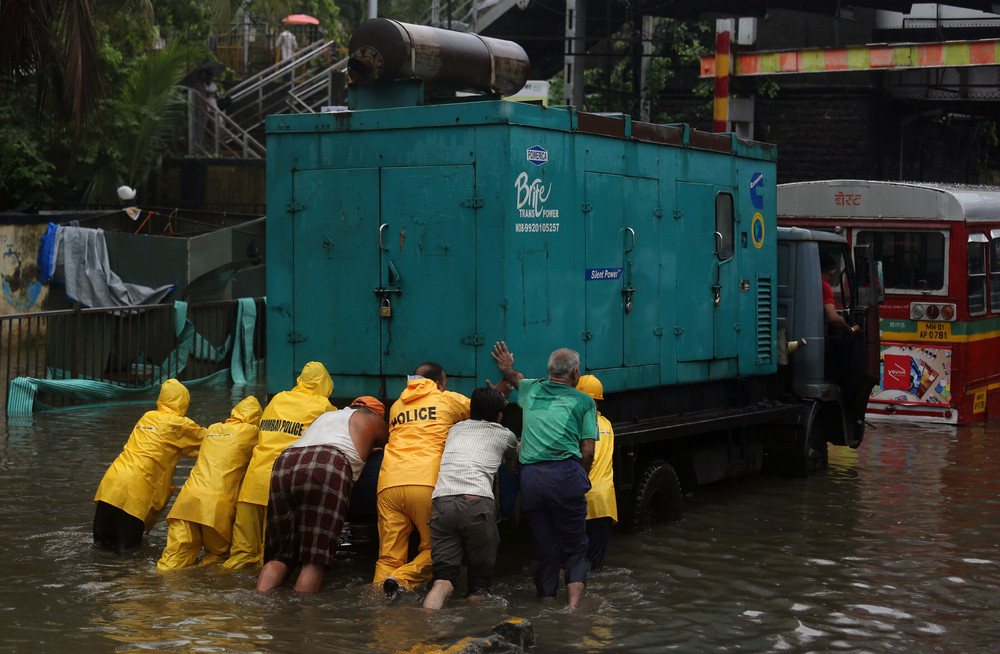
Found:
[756,276,774,364]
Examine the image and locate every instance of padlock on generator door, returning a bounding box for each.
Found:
[379,298,392,317]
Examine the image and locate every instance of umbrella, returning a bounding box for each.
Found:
[179,61,226,88]
[282,14,320,25]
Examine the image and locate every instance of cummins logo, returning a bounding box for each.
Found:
[526,145,548,166]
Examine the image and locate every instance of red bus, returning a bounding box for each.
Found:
[778,180,1000,424]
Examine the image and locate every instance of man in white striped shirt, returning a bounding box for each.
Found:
[423,387,518,610]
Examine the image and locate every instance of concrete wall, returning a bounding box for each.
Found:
[755,90,886,184]
[755,87,1000,185]
[0,224,49,314]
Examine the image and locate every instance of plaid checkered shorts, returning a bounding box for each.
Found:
[264,444,354,567]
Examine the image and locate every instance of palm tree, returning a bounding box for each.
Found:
[83,42,208,203]
[0,0,155,148]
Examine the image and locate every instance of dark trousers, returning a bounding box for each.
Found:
[586,516,614,572]
[520,458,591,598]
[93,501,144,553]
[429,494,499,596]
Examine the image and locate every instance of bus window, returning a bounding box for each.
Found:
[856,230,946,293]
[969,233,988,316]
[715,192,734,261]
[991,230,1000,313]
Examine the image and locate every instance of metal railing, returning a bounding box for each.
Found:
[189,3,524,160]
[224,40,348,140]
[187,89,267,159]
[419,0,520,34]
[0,298,266,411]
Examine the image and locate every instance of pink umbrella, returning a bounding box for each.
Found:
[282,14,320,25]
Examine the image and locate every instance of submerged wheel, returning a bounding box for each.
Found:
[771,403,829,478]
[630,459,684,533]
[802,426,829,476]
[797,403,831,477]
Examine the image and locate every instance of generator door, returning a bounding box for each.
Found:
[675,182,740,362]
[714,190,739,359]
[584,173,659,370]
[378,165,477,380]
[675,182,715,362]
[291,168,381,379]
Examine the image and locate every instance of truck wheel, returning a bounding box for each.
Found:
[802,427,829,476]
[789,410,828,478]
[630,459,684,533]
[766,403,829,478]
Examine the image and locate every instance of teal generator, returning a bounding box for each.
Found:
[265,26,779,417]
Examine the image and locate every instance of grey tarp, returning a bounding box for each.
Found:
[48,225,176,308]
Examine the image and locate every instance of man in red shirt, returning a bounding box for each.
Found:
[821,253,859,334]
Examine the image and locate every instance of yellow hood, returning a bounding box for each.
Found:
[156,379,190,416]
[295,361,334,398]
[399,377,439,404]
[229,395,263,426]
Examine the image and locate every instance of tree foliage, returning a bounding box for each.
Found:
[553,17,713,125]
[0,0,216,209]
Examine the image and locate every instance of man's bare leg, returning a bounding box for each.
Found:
[422,579,454,610]
[256,560,289,592]
[567,581,585,608]
[294,563,326,593]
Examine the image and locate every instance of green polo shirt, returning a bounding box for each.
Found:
[517,379,598,465]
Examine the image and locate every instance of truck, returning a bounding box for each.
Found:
[264,19,881,531]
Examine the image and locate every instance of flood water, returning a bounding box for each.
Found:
[1,380,999,653]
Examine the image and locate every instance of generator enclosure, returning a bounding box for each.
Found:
[265,96,779,402]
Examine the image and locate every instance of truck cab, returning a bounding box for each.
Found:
[775,227,881,454]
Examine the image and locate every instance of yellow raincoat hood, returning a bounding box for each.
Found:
[398,377,438,403]
[157,379,190,416]
[229,395,262,426]
[295,361,334,399]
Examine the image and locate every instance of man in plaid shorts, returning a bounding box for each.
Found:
[257,396,389,593]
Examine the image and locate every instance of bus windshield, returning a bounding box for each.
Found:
[855,230,946,293]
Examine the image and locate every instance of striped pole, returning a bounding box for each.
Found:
[700,38,1000,78]
[713,26,731,133]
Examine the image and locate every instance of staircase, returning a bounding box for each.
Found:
[189,2,532,160]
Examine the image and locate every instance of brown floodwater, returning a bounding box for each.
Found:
[1,380,998,653]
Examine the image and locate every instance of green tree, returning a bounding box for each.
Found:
[0,0,155,149]
[555,17,712,124]
[0,0,215,208]
[81,42,208,203]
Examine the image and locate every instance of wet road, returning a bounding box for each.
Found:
[1,383,998,652]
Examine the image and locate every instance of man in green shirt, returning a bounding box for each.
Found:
[492,341,597,608]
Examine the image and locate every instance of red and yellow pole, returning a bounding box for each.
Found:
[713,27,731,133]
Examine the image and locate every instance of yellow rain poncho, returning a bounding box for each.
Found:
[237,362,336,507]
[225,362,334,569]
[94,379,206,531]
[586,412,617,522]
[158,396,262,570]
[378,377,470,492]
[576,375,617,523]
[373,377,469,590]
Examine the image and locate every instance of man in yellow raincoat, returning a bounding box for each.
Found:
[576,375,617,572]
[94,379,207,553]
[224,361,335,569]
[157,395,263,570]
[374,362,470,596]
